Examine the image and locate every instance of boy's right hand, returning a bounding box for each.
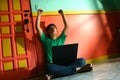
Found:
[58,9,64,15]
[38,9,43,15]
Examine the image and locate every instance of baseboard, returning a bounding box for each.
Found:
[86,53,120,64]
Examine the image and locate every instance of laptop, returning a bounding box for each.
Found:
[52,43,78,65]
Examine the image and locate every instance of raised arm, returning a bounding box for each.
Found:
[58,9,69,35]
[36,9,43,37]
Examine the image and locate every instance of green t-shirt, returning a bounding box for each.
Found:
[40,32,66,63]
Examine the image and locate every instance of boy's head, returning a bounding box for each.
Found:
[46,24,58,37]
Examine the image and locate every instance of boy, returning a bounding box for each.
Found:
[36,9,93,80]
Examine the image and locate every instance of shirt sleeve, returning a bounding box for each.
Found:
[58,32,67,43]
[39,32,46,43]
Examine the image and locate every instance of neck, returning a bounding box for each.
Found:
[50,35,57,40]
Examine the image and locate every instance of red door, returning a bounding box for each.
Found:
[0,0,37,80]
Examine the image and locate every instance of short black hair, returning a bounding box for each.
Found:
[46,24,57,32]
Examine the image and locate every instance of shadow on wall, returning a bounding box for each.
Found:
[33,21,46,70]
[76,0,113,60]
[77,0,120,61]
[99,0,120,58]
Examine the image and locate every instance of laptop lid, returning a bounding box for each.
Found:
[52,43,78,65]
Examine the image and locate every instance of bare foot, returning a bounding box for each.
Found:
[76,64,93,73]
[46,74,54,80]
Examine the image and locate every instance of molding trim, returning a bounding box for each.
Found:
[32,10,120,16]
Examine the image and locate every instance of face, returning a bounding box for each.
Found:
[47,25,57,36]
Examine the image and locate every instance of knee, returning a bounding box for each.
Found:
[45,63,58,74]
[46,63,54,74]
[78,58,86,65]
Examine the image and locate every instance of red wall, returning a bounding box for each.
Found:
[32,12,120,68]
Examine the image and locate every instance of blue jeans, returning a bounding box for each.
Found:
[45,58,86,76]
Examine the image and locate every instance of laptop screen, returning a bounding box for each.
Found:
[52,43,78,65]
